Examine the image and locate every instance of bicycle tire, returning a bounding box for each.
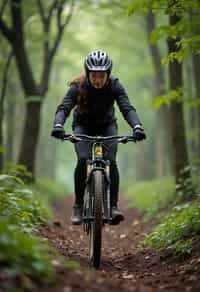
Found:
[89,170,103,268]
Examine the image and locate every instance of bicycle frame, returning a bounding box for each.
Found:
[84,141,111,226]
[63,133,136,226]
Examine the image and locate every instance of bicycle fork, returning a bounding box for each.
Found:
[83,160,112,227]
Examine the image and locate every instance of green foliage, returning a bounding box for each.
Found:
[0,175,49,233]
[65,260,80,270]
[145,200,200,256]
[0,174,54,289]
[0,145,6,153]
[153,87,200,108]
[0,217,53,290]
[129,0,200,60]
[128,0,200,16]
[2,162,32,180]
[153,87,184,107]
[124,176,175,219]
[128,0,151,15]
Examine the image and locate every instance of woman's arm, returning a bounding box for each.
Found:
[54,83,78,125]
[114,79,142,128]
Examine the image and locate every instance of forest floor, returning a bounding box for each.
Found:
[38,195,200,292]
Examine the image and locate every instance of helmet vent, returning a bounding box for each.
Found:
[84,50,112,73]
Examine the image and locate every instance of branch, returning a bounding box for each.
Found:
[38,0,75,95]
[36,0,46,26]
[0,18,13,42]
[36,0,57,30]
[46,0,57,25]
[0,0,8,18]
[56,0,64,29]
[50,0,75,60]
[0,50,14,110]
[0,0,13,43]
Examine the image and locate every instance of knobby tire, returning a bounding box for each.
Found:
[89,170,103,268]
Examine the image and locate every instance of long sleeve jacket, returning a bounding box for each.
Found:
[54,75,142,129]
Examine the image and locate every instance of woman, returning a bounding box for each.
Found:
[51,50,146,225]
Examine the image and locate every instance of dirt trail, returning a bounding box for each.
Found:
[39,195,200,292]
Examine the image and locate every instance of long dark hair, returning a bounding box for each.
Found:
[68,74,88,113]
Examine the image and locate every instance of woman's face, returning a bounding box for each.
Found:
[89,71,108,89]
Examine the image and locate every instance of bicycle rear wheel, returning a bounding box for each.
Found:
[89,170,104,268]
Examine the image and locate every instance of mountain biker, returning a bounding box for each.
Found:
[51,49,146,225]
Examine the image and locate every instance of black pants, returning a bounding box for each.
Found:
[73,124,119,206]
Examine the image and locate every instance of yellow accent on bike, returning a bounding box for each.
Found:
[87,163,92,174]
[95,145,103,158]
[106,165,110,175]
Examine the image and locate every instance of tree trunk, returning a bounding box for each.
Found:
[168,15,191,194]
[5,81,18,163]
[146,13,170,177]
[5,100,14,163]
[0,51,13,169]
[0,109,3,170]
[18,101,42,181]
[192,54,200,158]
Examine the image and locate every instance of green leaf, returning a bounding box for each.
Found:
[0,145,6,153]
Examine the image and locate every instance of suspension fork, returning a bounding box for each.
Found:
[84,160,111,223]
[103,160,111,223]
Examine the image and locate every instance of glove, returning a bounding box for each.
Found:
[133,125,146,141]
[51,124,65,139]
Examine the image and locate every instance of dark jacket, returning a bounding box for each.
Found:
[54,75,142,129]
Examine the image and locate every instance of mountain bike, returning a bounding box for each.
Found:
[63,133,136,268]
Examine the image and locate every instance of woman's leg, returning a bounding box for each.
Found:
[101,124,124,224]
[73,126,92,204]
[71,126,91,224]
[101,123,119,207]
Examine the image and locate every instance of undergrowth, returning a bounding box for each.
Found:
[145,200,200,256]
[124,171,200,256]
[0,174,54,290]
[0,167,74,291]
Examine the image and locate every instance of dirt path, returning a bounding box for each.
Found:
[39,195,200,292]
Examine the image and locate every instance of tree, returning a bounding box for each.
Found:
[0,0,75,180]
[128,0,197,194]
[168,14,191,192]
[145,13,170,176]
[0,49,13,169]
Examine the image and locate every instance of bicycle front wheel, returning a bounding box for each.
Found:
[89,170,104,268]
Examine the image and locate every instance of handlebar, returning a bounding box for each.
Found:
[62,133,136,144]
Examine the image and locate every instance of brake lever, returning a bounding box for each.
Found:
[69,135,82,143]
[120,137,129,144]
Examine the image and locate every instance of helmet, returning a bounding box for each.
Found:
[84,50,112,75]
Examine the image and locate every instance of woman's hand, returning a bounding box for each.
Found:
[51,124,65,139]
[133,125,146,141]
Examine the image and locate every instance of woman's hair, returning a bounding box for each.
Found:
[68,74,88,113]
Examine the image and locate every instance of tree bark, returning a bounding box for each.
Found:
[168,15,191,193]
[0,50,13,169]
[5,83,16,163]
[192,54,200,158]
[146,13,170,177]
[18,101,42,181]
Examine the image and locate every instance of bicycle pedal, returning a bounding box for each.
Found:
[109,214,124,225]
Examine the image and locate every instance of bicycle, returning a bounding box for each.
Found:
[63,133,136,268]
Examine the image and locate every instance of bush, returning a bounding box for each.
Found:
[145,200,200,256]
[0,174,54,290]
